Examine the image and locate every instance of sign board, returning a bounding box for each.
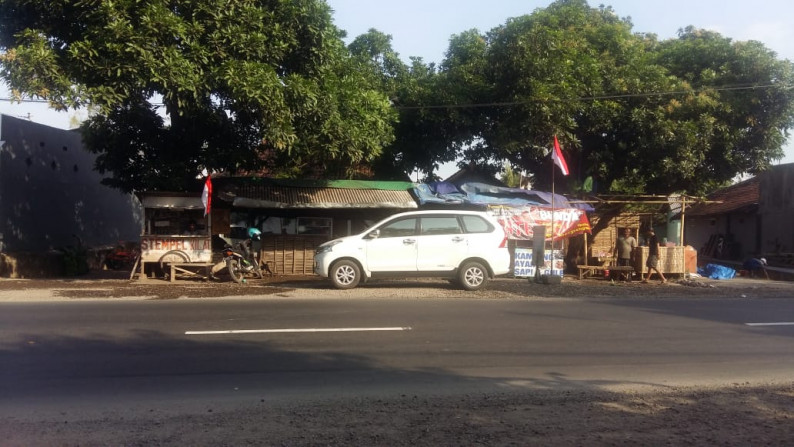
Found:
[514,248,565,278]
[489,206,591,240]
[140,235,212,263]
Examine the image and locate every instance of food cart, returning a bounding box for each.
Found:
[136,192,215,281]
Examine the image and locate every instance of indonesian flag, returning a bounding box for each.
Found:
[552,135,569,176]
[202,175,212,216]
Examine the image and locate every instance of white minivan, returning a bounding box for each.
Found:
[314,210,511,290]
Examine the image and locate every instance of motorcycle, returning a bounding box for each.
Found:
[222,228,264,283]
[105,242,139,270]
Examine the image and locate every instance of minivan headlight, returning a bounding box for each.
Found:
[316,240,342,254]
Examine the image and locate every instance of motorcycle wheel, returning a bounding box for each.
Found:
[226,258,244,283]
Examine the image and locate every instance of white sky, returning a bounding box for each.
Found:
[3,0,793,172]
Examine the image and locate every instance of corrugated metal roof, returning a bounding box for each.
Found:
[687,176,759,217]
[215,178,418,209]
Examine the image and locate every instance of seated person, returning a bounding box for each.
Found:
[183,221,201,235]
[742,257,769,279]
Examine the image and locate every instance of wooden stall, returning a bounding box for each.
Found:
[136,192,215,281]
[634,246,697,276]
[585,212,642,262]
[577,212,643,279]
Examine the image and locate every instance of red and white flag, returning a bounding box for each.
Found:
[201,175,212,216]
[551,135,569,176]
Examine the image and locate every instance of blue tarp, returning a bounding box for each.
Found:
[414,181,595,211]
[698,263,737,280]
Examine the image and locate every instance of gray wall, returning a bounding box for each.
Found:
[759,163,794,254]
[684,212,758,259]
[0,114,142,252]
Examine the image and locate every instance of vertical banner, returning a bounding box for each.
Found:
[514,248,565,278]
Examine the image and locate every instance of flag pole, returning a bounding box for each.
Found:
[550,135,569,278]
[551,149,555,271]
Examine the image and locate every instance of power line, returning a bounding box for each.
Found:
[1,82,790,110]
[395,83,792,110]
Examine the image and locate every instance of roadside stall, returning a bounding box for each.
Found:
[136,192,215,282]
[488,204,592,279]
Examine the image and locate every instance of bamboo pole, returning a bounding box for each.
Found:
[680,196,687,275]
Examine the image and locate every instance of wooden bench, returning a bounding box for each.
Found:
[169,262,216,282]
[577,265,636,280]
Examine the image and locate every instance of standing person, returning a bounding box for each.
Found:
[642,229,667,284]
[614,228,637,281]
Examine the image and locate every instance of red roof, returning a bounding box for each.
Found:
[687,176,759,217]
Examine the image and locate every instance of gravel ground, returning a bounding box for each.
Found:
[1,268,793,301]
[2,271,793,446]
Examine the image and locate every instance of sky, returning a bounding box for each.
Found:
[2,0,794,174]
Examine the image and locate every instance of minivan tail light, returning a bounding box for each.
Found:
[499,236,507,248]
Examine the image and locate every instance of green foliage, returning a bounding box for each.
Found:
[500,164,521,188]
[430,0,794,195]
[0,0,396,191]
[346,29,461,181]
[3,0,793,195]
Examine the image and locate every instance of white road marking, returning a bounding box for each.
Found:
[745,322,794,326]
[186,327,412,335]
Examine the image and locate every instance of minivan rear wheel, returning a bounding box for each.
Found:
[330,260,361,289]
[458,261,488,291]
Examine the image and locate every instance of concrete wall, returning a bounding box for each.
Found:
[0,114,142,253]
[684,212,758,259]
[684,163,794,260]
[759,163,794,253]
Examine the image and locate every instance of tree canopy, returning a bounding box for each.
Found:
[401,0,794,195]
[0,0,396,191]
[2,0,793,195]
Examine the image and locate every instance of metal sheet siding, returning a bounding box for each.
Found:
[231,185,417,208]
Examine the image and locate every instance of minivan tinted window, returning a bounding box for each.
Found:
[420,216,462,235]
[461,215,494,233]
[378,218,417,238]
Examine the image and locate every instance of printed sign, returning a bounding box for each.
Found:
[489,206,591,241]
[140,236,212,263]
[513,248,565,278]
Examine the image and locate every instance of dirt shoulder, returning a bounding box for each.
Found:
[3,381,793,446]
[0,269,792,301]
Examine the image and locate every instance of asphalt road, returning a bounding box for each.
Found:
[2,295,793,420]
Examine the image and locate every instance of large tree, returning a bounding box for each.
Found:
[0,0,396,192]
[346,28,462,181]
[433,0,794,195]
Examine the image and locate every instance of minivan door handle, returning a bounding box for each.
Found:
[451,236,465,242]
[402,239,416,245]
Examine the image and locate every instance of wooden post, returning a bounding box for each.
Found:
[680,196,687,275]
[583,232,589,266]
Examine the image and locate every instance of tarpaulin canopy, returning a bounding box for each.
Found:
[413,181,594,212]
[412,181,593,240]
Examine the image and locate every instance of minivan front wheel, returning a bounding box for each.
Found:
[458,261,488,291]
[329,260,361,289]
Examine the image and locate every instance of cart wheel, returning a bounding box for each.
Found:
[158,250,190,278]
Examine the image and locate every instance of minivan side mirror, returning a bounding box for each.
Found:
[364,229,380,239]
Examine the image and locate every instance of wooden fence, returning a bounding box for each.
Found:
[259,236,323,275]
